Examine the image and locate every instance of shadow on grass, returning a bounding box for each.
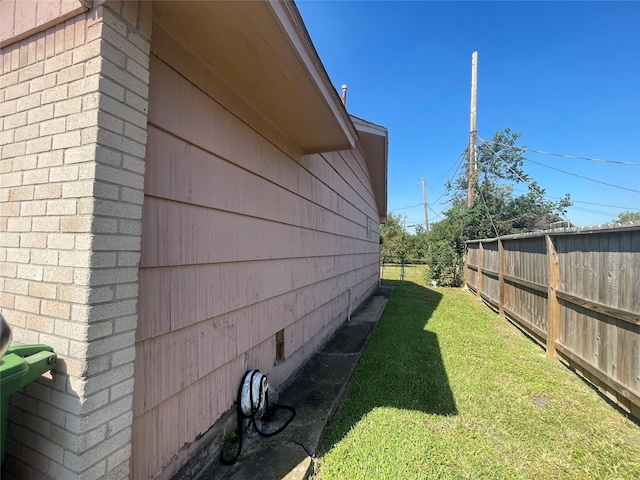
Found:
[320,279,457,453]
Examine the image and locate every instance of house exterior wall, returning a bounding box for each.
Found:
[0,2,150,479]
[131,26,382,479]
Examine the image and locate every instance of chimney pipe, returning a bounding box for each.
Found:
[341,84,348,106]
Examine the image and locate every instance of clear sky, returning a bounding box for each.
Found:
[296,0,640,230]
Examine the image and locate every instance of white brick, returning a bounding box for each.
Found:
[41,84,69,105]
[93,200,141,220]
[94,145,122,166]
[95,163,143,189]
[62,180,94,198]
[40,117,66,136]
[87,286,115,304]
[37,150,64,167]
[44,51,73,74]
[106,443,131,472]
[54,97,82,117]
[47,233,75,250]
[0,70,19,89]
[38,401,66,427]
[49,165,79,182]
[64,144,96,164]
[123,89,148,114]
[46,199,77,215]
[30,249,58,266]
[32,216,60,232]
[72,39,102,65]
[35,435,64,464]
[5,82,29,100]
[54,320,89,341]
[38,333,70,355]
[109,378,134,401]
[0,129,15,146]
[7,217,32,232]
[6,248,29,263]
[99,77,125,102]
[4,111,27,129]
[59,251,92,267]
[81,125,98,145]
[11,155,38,170]
[125,57,149,84]
[122,155,145,175]
[98,91,146,128]
[1,232,20,248]
[16,92,42,112]
[17,264,44,281]
[57,284,88,303]
[0,98,17,117]
[93,217,118,233]
[29,73,57,93]
[93,182,120,201]
[2,141,27,159]
[112,314,136,334]
[23,167,50,184]
[86,299,137,322]
[25,136,52,154]
[66,109,99,132]
[27,104,54,124]
[57,64,84,85]
[65,397,130,434]
[0,171,23,187]
[18,62,44,82]
[111,346,135,367]
[21,200,47,216]
[69,75,101,99]
[52,130,81,149]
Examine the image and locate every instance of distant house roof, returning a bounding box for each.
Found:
[534,215,575,230]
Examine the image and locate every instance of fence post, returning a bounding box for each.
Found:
[464,243,469,288]
[546,235,560,358]
[477,241,484,300]
[498,239,505,318]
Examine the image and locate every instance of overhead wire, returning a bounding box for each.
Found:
[489,142,639,166]
[522,157,640,194]
[477,136,572,224]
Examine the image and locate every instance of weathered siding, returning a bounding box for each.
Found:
[131,29,381,479]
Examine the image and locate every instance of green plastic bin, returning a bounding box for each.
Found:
[0,343,57,464]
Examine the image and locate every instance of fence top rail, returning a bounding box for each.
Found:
[465,221,640,245]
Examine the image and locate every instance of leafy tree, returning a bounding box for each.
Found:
[380,212,406,263]
[614,211,640,223]
[423,128,572,287]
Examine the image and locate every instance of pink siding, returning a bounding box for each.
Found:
[132,35,381,479]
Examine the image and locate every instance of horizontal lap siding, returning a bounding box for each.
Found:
[132,48,381,477]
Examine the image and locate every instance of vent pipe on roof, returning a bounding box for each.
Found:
[341,84,348,106]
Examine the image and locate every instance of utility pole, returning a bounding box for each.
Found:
[421,177,429,234]
[468,51,478,207]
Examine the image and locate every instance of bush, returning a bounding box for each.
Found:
[424,240,463,287]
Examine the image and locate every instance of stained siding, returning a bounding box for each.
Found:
[131,38,381,478]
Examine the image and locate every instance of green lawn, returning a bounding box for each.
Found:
[313,266,640,479]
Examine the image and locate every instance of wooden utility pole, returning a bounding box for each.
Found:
[421,177,429,234]
[468,51,478,207]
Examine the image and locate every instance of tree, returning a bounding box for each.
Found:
[614,211,640,223]
[425,128,573,287]
[380,212,406,263]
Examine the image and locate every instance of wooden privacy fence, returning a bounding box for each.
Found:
[465,223,640,418]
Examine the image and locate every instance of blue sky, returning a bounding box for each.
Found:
[296,0,640,229]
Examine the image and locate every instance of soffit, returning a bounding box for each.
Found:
[152,1,356,154]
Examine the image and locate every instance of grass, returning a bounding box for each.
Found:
[313,266,640,479]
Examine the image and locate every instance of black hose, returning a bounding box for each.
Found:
[219,370,296,465]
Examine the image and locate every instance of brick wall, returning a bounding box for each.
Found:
[0,2,150,478]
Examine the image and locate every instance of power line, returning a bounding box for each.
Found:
[512,187,638,210]
[477,136,572,225]
[491,141,639,166]
[388,203,422,212]
[523,157,640,194]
